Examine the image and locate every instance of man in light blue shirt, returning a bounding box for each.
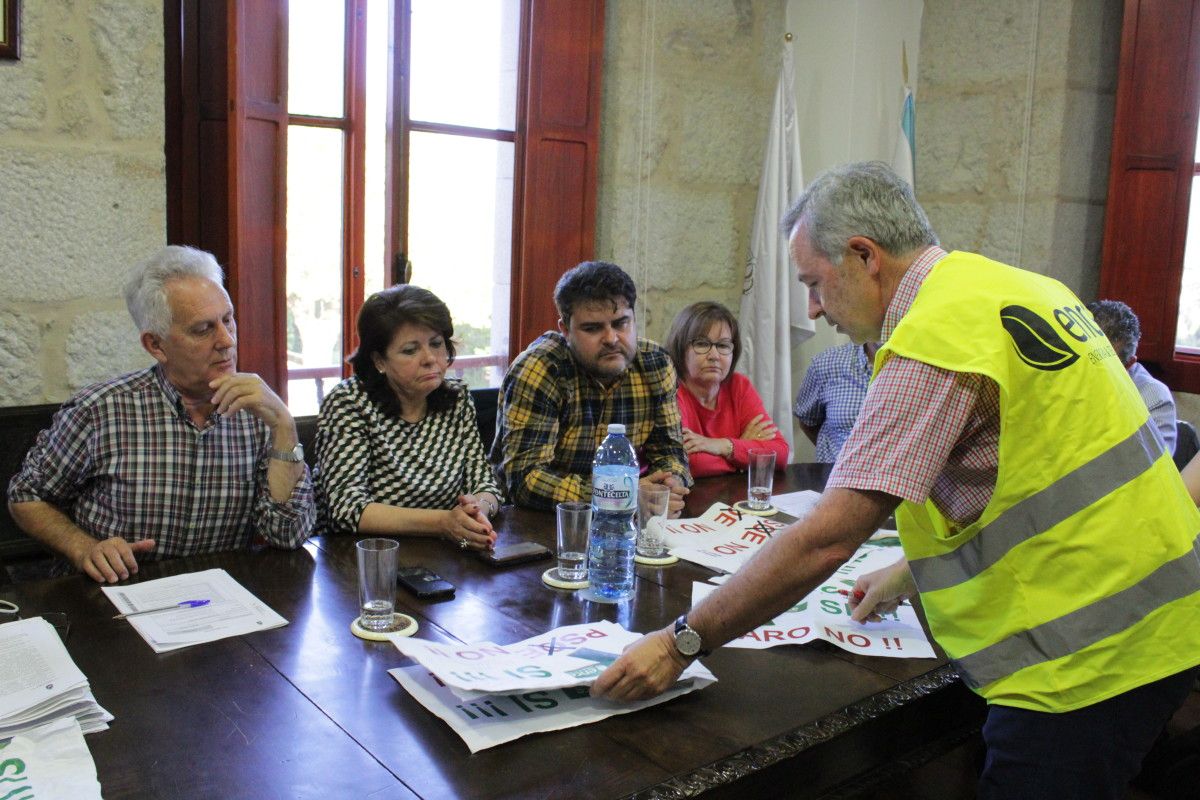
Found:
[1087,300,1176,454]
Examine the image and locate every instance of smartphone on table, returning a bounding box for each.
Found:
[477,540,552,567]
[397,566,456,599]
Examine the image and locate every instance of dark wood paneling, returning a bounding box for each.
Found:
[227,0,288,392]
[511,0,604,356]
[1100,0,1200,391]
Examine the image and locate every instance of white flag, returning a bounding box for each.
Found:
[892,86,915,186]
[739,43,810,456]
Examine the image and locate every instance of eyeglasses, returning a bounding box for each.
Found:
[690,339,734,355]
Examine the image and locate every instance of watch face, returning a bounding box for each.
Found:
[676,628,702,657]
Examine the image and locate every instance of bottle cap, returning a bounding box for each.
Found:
[607,423,626,435]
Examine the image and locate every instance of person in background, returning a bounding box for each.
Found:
[663,301,789,478]
[793,340,879,462]
[8,245,314,583]
[1086,299,1176,454]
[592,161,1200,800]
[315,286,502,552]
[491,261,690,515]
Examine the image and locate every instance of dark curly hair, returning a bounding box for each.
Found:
[553,261,637,326]
[663,301,742,382]
[1086,299,1140,365]
[348,285,459,418]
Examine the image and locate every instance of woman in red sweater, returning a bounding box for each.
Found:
[664,301,790,477]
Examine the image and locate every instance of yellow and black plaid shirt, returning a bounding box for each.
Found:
[490,333,691,510]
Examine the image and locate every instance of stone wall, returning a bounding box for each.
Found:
[916,0,1121,296]
[0,1,163,406]
[596,0,785,344]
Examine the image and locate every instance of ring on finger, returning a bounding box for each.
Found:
[458,538,469,549]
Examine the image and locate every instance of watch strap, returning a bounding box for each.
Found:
[269,443,304,463]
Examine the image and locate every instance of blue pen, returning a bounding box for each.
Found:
[113,599,211,619]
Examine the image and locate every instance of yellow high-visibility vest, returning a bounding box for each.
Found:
[878,250,1200,712]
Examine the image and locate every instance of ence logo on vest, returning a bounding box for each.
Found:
[1000,305,1079,371]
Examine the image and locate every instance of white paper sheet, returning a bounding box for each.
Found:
[691,539,935,659]
[0,618,112,739]
[102,568,287,652]
[389,623,716,752]
[393,621,640,697]
[0,717,103,800]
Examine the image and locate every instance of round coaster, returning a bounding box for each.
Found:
[733,500,779,516]
[634,552,679,566]
[541,567,589,590]
[351,613,419,641]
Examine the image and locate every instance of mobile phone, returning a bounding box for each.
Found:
[396,566,456,599]
[478,540,552,567]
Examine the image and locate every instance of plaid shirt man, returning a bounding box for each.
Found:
[793,342,874,462]
[8,365,314,560]
[490,333,690,510]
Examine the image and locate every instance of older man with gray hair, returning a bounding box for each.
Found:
[593,162,1200,799]
[8,245,314,583]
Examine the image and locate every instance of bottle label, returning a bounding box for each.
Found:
[592,466,638,513]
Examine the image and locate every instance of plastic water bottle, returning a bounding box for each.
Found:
[588,424,639,601]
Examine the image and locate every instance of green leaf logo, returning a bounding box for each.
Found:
[1000,305,1079,371]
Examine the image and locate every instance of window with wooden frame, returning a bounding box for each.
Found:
[165,0,604,410]
[1100,0,1200,392]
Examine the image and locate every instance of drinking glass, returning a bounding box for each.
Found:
[555,502,591,582]
[356,538,399,631]
[747,449,776,511]
[637,483,671,558]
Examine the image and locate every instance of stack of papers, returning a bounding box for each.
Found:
[0,617,113,739]
[389,621,716,752]
[102,568,288,653]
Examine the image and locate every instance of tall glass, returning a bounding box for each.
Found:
[747,449,776,511]
[636,484,672,558]
[555,502,591,582]
[356,538,399,631]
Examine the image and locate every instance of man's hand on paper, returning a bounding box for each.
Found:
[848,557,916,623]
[77,536,156,584]
[590,627,689,702]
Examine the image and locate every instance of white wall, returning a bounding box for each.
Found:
[785,0,924,460]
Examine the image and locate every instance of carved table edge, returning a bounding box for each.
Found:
[622,664,963,800]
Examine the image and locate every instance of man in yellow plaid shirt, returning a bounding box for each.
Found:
[491,261,691,514]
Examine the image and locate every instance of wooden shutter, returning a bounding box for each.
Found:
[227,0,289,393]
[511,0,605,353]
[167,0,288,395]
[1099,0,1200,390]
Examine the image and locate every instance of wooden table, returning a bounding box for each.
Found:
[1,466,985,799]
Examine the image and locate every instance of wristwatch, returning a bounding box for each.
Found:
[673,615,710,658]
[270,443,304,463]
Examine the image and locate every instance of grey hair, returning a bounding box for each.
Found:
[1086,299,1141,363]
[780,161,938,263]
[124,245,226,336]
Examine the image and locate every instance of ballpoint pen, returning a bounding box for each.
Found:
[837,588,909,607]
[113,599,211,619]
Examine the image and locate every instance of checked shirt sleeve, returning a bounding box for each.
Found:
[493,353,588,510]
[252,444,315,549]
[7,402,95,509]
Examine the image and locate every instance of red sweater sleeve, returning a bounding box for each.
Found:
[725,374,790,469]
[677,386,736,477]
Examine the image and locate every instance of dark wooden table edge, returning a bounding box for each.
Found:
[623,664,973,799]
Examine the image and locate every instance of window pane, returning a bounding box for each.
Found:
[1178,175,1200,350]
[288,0,346,117]
[286,126,345,415]
[409,0,520,130]
[407,132,513,388]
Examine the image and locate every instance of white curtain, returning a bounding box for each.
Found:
[738,42,812,456]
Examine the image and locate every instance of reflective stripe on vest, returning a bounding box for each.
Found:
[953,533,1200,690]
[908,419,1163,593]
